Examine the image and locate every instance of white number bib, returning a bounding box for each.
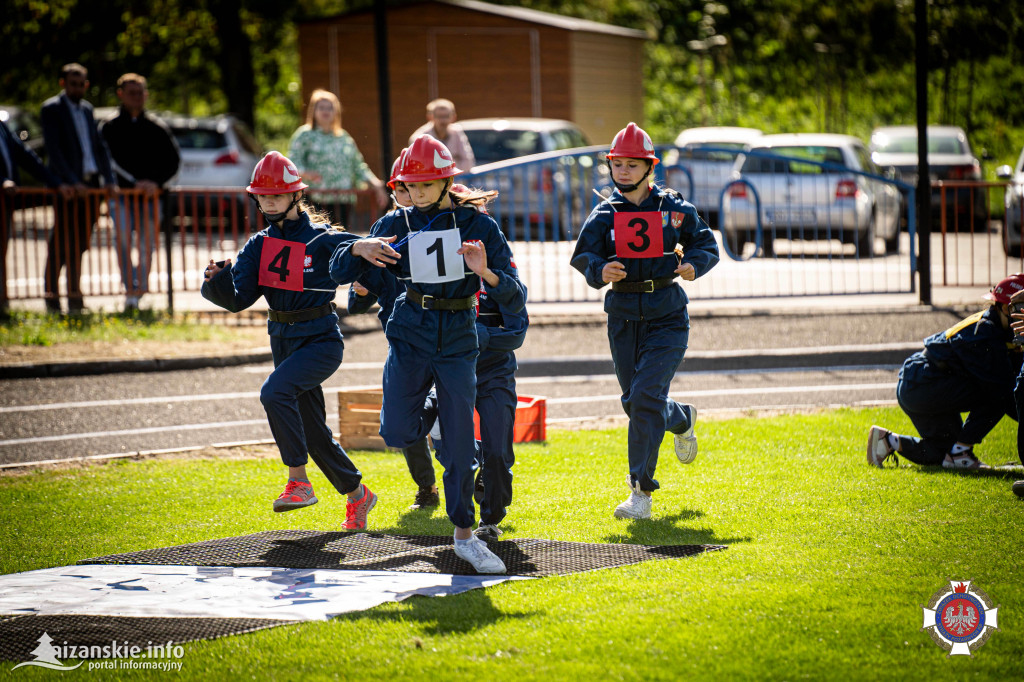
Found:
[407,227,464,284]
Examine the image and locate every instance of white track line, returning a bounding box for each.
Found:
[0,419,267,447]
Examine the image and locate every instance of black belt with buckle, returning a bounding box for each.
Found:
[406,287,476,311]
[611,276,677,294]
[267,302,336,324]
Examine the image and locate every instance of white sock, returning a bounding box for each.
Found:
[454,534,473,546]
[951,443,971,455]
[887,433,900,451]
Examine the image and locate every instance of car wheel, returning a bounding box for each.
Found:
[857,212,876,258]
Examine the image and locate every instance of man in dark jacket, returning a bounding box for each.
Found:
[100,73,180,310]
[1,117,69,316]
[40,63,116,314]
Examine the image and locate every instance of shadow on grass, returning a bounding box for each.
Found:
[908,464,1024,481]
[602,511,751,547]
[327,580,540,636]
[388,508,461,535]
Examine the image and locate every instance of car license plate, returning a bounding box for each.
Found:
[768,209,815,225]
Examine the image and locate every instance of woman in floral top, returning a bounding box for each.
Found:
[288,89,388,226]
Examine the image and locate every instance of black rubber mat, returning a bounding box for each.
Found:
[0,614,289,663]
[81,530,726,577]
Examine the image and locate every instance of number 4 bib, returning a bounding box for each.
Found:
[408,227,464,284]
[614,211,664,259]
[258,237,306,291]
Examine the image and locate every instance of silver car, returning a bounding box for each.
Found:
[722,133,901,257]
[459,118,598,239]
[662,126,762,226]
[870,125,986,231]
[998,145,1024,257]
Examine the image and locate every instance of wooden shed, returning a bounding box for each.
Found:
[297,0,647,177]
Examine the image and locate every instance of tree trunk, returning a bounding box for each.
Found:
[209,0,256,129]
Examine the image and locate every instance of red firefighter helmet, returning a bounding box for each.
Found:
[246,151,308,195]
[607,122,659,166]
[983,273,1024,304]
[388,148,409,190]
[397,135,462,183]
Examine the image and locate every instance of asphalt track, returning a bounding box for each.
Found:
[0,302,982,468]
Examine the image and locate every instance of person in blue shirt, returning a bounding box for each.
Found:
[201,151,376,530]
[870,275,1024,471]
[331,135,525,574]
[1008,285,1024,498]
[571,122,720,520]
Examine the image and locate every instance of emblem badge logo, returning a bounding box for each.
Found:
[433,150,452,169]
[303,255,312,268]
[922,580,999,656]
[283,165,300,183]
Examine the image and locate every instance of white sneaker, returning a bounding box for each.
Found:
[124,295,140,311]
[941,449,988,470]
[867,425,896,468]
[453,536,506,574]
[673,404,698,464]
[613,477,652,519]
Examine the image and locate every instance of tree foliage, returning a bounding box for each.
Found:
[3,0,1022,170]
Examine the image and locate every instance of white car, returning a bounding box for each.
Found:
[162,114,263,225]
[998,145,1024,256]
[662,126,762,226]
[722,133,901,257]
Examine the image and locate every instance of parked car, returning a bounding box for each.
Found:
[458,117,599,239]
[722,133,901,257]
[869,125,986,231]
[998,145,1024,257]
[162,113,263,227]
[662,126,762,227]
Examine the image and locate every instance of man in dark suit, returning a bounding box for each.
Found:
[1,118,69,316]
[40,63,116,314]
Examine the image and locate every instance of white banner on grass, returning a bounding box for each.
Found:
[0,565,528,621]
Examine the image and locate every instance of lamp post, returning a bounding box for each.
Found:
[687,34,728,126]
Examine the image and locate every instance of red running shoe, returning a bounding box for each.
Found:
[342,484,377,530]
[273,480,318,512]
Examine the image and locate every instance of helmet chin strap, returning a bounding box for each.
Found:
[257,191,303,226]
[608,161,653,194]
[416,178,453,214]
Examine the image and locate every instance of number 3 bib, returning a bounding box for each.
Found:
[259,237,306,291]
[614,211,664,259]
[408,227,464,284]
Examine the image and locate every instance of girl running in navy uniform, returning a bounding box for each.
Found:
[331,135,525,573]
[348,149,439,510]
[202,151,376,530]
[571,123,719,520]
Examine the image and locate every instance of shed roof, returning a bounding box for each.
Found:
[304,0,648,40]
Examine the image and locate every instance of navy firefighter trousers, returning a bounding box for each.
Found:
[380,337,479,529]
[609,311,692,492]
[262,331,362,495]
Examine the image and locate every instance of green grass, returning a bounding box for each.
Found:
[0,310,244,348]
[1,406,1022,680]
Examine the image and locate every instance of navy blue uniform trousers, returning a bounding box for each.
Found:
[262,331,361,495]
[381,337,478,529]
[475,354,517,526]
[609,313,692,492]
[897,355,1015,465]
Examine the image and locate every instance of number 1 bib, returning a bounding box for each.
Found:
[408,227,464,284]
[613,211,664,259]
[258,237,306,291]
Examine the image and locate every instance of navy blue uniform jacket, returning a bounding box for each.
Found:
[202,212,358,338]
[914,307,1023,389]
[570,186,719,321]
[0,120,59,187]
[331,203,526,356]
